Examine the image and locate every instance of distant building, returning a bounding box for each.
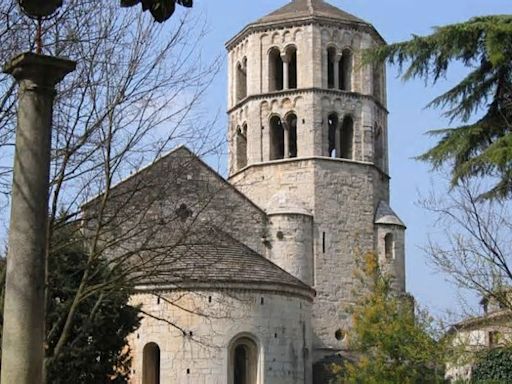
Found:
[86,1,408,383]
[446,292,512,383]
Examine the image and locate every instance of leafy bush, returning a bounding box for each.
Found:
[472,347,512,383]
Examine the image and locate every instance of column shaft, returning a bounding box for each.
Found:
[1,53,75,384]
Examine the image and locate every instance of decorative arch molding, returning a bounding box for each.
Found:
[228,333,263,384]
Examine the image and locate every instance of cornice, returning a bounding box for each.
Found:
[133,280,316,302]
[228,156,390,181]
[228,87,388,115]
[226,16,386,51]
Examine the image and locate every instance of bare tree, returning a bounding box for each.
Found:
[0,0,249,381]
[422,179,512,312]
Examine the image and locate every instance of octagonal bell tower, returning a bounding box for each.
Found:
[227,0,406,364]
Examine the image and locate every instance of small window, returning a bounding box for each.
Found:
[236,125,248,169]
[236,58,247,101]
[489,331,501,348]
[384,233,394,260]
[143,343,160,384]
[340,116,354,160]
[269,48,283,91]
[327,113,338,158]
[285,45,297,89]
[340,48,352,91]
[327,47,336,89]
[286,113,298,158]
[270,116,284,160]
[374,123,384,168]
[373,62,382,100]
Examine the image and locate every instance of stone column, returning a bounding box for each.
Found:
[281,53,289,90]
[334,53,342,90]
[283,120,290,158]
[1,53,75,384]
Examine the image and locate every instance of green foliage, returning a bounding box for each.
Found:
[366,15,512,200]
[472,347,512,383]
[334,252,446,384]
[120,0,193,22]
[0,230,141,383]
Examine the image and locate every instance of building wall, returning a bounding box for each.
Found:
[129,289,312,384]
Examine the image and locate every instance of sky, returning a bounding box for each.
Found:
[185,0,511,319]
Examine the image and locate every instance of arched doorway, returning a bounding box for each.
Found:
[142,342,160,384]
[229,336,259,384]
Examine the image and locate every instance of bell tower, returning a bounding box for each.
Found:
[226,0,406,363]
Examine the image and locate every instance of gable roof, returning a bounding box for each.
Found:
[82,145,265,216]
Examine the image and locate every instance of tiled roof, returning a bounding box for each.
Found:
[254,0,367,26]
[374,200,406,227]
[134,227,314,294]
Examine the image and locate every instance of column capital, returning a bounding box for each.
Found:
[4,52,76,90]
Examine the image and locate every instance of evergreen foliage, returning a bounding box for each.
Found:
[0,229,141,383]
[472,347,512,383]
[120,0,193,22]
[333,252,446,384]
[367,15,512,200]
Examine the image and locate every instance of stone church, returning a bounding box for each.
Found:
[96,1,407,383]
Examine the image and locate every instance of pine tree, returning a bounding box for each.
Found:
[120,0,193,22]
[368,15,512,200]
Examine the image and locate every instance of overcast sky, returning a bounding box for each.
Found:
[189,0,511,319]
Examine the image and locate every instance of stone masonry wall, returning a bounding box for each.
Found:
[129,289,312,384]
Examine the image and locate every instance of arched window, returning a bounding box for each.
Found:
[374,123,384,168]
[384,233,394,260]
[270,116,284,160]
[286,113,298,158]
[340,116,354,159]
[230,337,258,384]
[285,45,297,89]
[327,47,336,89]
[143,343,160,384]
[236,124,248,169]
[269,48,283,92]
[339,49,352,91]
[236,58,247,101]
[327,113,338,158]
[373,63,381,100]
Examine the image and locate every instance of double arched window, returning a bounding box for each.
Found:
[142,342,160,384]
[229,336,259,384]
[327,113,353,159]
[270,114,298,160]
[326,46,352,91]
[269,45,298,91]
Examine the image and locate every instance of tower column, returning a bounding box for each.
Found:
[281,53,289,90]
[322,48,328,88]
[283,119,290,158]
[334,53,342,90]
